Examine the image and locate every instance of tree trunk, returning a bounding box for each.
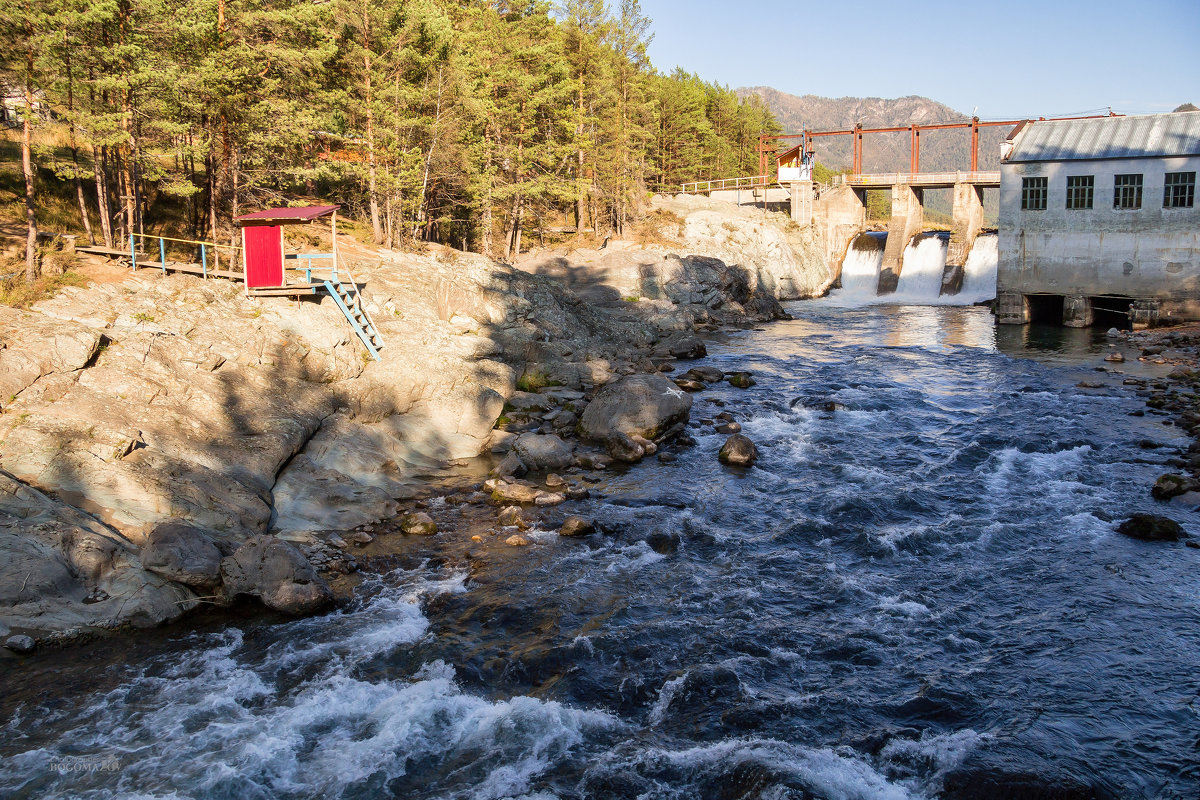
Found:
[63,42,95,245]
[363,5,381,244]
[93,145,113,248]
[21,63,38,285]
[414,66,444,242]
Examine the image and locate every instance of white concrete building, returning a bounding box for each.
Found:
[996,112,1200,326]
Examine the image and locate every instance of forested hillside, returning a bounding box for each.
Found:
[2,0,780,278]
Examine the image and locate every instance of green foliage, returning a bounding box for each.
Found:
[5,0,783,261]
[515,369,561,392]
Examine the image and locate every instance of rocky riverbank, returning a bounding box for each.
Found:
[1106,325,1200,545]
[0,201,832,651]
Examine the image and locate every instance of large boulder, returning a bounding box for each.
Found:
[667,335,707,359]
[718,434,759,466]
[1116,514,1186,542]
[220,535,332,615]
[140,523,223,587]
[578,374,692,461]
[513,433,575,472]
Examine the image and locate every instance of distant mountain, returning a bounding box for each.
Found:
[738,87,1008,175]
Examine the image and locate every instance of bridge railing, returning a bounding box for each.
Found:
[680,175,769,194]
[830,171,1001,187]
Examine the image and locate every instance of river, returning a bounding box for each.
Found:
[2,304,1197,799]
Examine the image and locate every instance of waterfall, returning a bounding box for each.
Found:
[892,233,949,302]
[825,231,997,307]
[830,232,885,304]
[959,233,998,304]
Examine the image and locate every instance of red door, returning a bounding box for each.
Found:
[243,226,283,288]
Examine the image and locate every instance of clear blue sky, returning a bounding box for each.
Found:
[638,0,1200,122]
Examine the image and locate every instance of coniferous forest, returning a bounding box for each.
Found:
[3,0,781,277]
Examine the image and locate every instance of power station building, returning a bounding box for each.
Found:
[995,112,1200,327]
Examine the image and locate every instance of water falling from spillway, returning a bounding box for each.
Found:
[892,232,948,301]
[959,232,999,304]
[829,232,885,304]
[827,230,997,306]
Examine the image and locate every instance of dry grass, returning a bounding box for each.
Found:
[0,266,87,308]
[630,209,685,247]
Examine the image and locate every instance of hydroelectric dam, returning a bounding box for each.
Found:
[683,110,1200,326]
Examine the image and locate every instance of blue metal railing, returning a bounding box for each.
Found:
[129,233,240,278]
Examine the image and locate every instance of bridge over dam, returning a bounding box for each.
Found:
[681,114,1117,300]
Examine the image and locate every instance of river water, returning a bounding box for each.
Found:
[3,304,1198,800]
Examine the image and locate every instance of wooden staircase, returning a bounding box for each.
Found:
[323,271,383,361]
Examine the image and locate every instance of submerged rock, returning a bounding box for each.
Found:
[559,516,595,537]
[399,512,438,535]
[4,634,36,654]
[687,366,725,383]
[497,506,528,529]
[718,434,759,466]
[490,482,542,505]
[1116,514,1186,542]
[726,372,756,389]
[220,535,333,615]
[1151,473,1196,501]
[504,534,531,547]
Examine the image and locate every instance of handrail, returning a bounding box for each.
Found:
[128,232,241,278]
[130,232,240,251]
[680,175,770,193]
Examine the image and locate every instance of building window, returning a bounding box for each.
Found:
[1021,177,1047,210]
[1164,171,1196,208]
[1113,174,1143,209]
[1065,175,1094,209]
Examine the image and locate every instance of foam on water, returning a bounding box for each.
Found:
[0,576,619,800]
[583,738,920,800]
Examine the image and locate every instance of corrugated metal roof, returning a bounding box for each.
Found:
[235,205,340,225]
[1007,112,1200,162]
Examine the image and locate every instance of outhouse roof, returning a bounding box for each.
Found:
[235,205,340,226]
[1007,112,1200,163]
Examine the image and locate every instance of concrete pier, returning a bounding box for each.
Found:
[1062,295,1094,327]
[942,183,985,295]
[810,184,866,283]
[995,292,1031,324]
[878,185,923,294]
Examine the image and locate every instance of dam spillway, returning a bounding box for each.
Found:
[831,231,998,306]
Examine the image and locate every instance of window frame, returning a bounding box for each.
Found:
[1021,176,1048,211]
[1113,173,1143,210]
[1065,175,1094,210]
[1163,171,1196,209]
